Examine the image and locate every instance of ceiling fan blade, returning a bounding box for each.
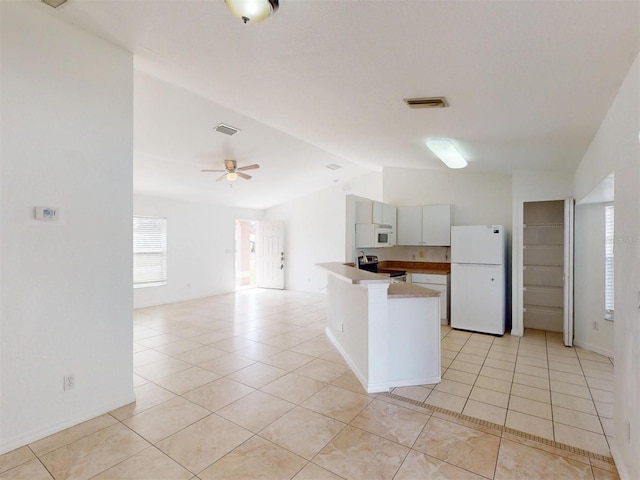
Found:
[215,173,227,182]
[237,172,252,180]
[201,169,226,172]
[237,164,260,171]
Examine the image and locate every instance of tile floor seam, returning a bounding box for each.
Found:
[382,391,615,465]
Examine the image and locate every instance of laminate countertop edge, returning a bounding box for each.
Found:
[316,262,390,285]
[317,263,441,298]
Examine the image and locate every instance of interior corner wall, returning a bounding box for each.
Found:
[0,2,134,453]
[573,53,639,480]
[573,203,614,356]
[265,171,382,293]
[133,195,264,308]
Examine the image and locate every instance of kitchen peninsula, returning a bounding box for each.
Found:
[317,262,441,393]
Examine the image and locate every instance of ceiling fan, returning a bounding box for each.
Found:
[201,159,260,182]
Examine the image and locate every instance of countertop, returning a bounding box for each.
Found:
[387,283,440,298]
[316,262,391,285]
[378,261,451,275]
[317,262,442,298]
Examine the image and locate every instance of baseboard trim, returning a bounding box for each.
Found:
[0,392,136,456]
[573,339,614,359]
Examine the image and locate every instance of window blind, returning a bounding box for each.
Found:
[604,205,614,320]
[133,216,167,288]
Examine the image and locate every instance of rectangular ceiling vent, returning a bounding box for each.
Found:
[404,97,449,109]
[215,123,240,136]
[326,164,342,171]
[42,0,67,7]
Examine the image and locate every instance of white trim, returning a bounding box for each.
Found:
[610,443,632,480]
[0,392,136,456]
[325,327,374,391]
[563,198,575,347]
[573,340,613,359]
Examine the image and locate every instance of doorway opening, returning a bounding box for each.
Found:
[235,219,285,291]
[521,199,574,346]
[523,200,565,331]
[235,220,256,291]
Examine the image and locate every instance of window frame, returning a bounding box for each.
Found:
[133,215,167,289]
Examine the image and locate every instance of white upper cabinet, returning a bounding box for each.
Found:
[356,201,397,228]
[397,206,422,245]
[422,204,451,246]
[372,201,384,224]
[398,204,451,246]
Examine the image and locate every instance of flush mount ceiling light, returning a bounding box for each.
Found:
[426,138,468,169]
[225,0,279,24]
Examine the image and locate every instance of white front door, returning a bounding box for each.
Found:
[257,220,285,289]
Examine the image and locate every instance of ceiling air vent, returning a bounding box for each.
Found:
[326,164,342,171]
[404,97,449,109]
[214,123,240,136]
[41,0,67,7]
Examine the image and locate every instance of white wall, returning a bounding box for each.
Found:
[134,195,264,308]
[0,2,134,453]
[573,202,614,356]
[573,54,640,480]
[383,167,513,230]
[266,172,382,293]
[510,170,574,336]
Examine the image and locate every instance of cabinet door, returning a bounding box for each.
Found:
[397,206,422,245]
[355,200,373,223]
[372,201,384,224]
[382,203,396,229]
[422,204,451,246]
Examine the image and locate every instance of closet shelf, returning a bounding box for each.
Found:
[524,223,564,228]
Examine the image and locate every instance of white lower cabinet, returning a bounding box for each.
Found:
[411,273,450,325]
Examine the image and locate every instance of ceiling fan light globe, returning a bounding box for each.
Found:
[225,0,278,23]
[226,172,239,181]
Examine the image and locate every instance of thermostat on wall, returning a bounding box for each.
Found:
[35,206,58,221]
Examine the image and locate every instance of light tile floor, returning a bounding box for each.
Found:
[393,324,615,457]
[0,289,619,480]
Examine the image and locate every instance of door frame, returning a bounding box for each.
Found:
[256,220,285,290]
[513,197,575,341]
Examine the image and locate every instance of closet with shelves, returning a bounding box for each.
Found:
[523,200,566,332]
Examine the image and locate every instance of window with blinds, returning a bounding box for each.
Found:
[604,205,614,321]
[133,216,167,288]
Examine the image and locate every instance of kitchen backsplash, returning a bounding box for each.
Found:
[358,246,451,263]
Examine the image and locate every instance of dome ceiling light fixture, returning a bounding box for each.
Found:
[225,0,279,24]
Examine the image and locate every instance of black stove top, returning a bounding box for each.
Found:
[357,255,406,277]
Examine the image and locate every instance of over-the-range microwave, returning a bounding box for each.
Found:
[355,223,394,248]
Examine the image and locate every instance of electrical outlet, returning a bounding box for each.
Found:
[593,321,599,331]
[341,323,344,333]
[63,375,75,391]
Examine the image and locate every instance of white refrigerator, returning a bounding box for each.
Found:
[451,225,506,335]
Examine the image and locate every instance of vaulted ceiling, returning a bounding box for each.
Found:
[37,0,639,209]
